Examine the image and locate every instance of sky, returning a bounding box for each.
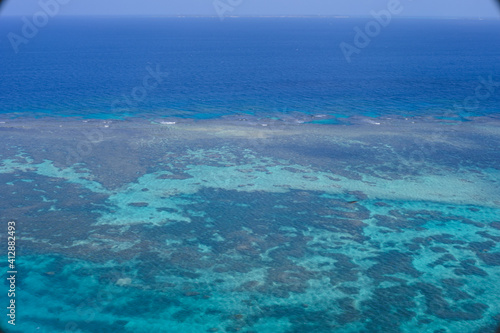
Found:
[0,0,499,18]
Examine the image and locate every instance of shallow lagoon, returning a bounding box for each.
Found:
[1,116,500,332]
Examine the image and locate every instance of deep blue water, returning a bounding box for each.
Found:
[1,17,499,119]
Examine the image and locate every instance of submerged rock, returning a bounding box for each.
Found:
[116,277,132,286]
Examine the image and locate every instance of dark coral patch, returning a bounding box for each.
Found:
[430,247,448,253]
[337,286,359,295]
[362,286,418,332]
[454,260,488,277]
[336,297,361,325]
[428,254,457,268]
[477,252,500,266]
[441,279,466,287]
[366,251,421,280]
[320,253,359,283]
[128,202,149,207]
[172,309,195,322]
[262,265,315,296]
[441,278,472,301]
[476,231,500,242]
[416,283,488,321]
[157,173,193,180]
[430,234,466,245]
[468,240,495,253]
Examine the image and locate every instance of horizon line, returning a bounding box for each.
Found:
[1,14,499,20]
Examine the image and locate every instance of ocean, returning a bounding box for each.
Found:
[1,17,500,120]
[0,17,500,332]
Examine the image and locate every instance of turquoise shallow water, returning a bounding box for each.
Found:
[1,118,500,332]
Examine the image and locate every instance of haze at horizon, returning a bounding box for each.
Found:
[1,0,499,18]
